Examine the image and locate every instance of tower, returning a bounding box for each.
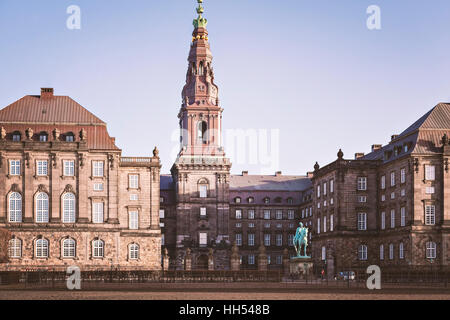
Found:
[171,0,231,270]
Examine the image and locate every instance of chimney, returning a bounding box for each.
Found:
[371,144,382,152]
[355,153,365,160]
[275,171,282,176]
[391,134,399,141]
[242,171,248,176]
[41,88,54,99]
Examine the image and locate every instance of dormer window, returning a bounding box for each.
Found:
[275,197,282,204]
[287,197,293,204]
[247,197,254,203]
[39,132,48,142]
[65,133,75,142]
[263,197,270,204]
[12,132,21,142]
[234,197,241,204]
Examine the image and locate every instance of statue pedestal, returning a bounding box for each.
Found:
[289,257,313,279]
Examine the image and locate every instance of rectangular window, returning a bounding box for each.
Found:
[264,210,271,220]
[330,180,334,193]
[248,223,255,228]
[401,189,406,197]
[358,196,367,203]
[381,175,386,189]
[330,214,334,231]
[391,210,395,228]
[317,185,321,198]
[425,165,435,181]
[301,209,305,218]
[381,212,386,230]
[248,234,255,246]
[92,161,104,177]
[288,210,295,220]
[235,233,242,246]
[248,210,255,219]
[199,233,208,246]
[401,168,406,183]
[426,242,436,259]
[399,243,404,259]
[288,234,294,246]
[317,218,321,234]
[426,186,435,194]
[36,160,48,176]
[10,160,20,176]
[391,192,395,199]
[389,244,394,260]
[235,223,242,228]
[129,175,139,189]
[400,207,406,227]
[321,246,326,260]
[235,209,242,219]
[380,245,384,260]
[130,194,138,201]
[200,207,207,217]
[276,210,283,220]
[357,177,367,191]
[199,185,207,198]
[425,205,435,225]
[358,213,367,231]
[161,234,165,246]
[64,160,75,176]
[129,211,139,230]
[12,134,20,142]
[381,194,385,202]
[323,216,327,232]
[92,203,104,223]
[248,254,255,265]
[264,234,271,246]
[276,234,282,246]
[391,172,396,186]
[94,183,104,191]
[323,182,327,196]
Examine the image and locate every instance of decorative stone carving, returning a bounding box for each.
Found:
[445,158,449,173]
[0,127,6,140]
[414,158,419,173]
[50,153,57,168]
[80,128,87,141]
[52,128,60,141]
[25,128,33,140]
[108,154,114,169]
[9,184,20,193]
[153,146,159,158]
[24,153,30,168]
[442,134,449,146]
[64,184,75,194]
[78,154,84,167]
[314,162,320,172]
[337,149,344,160]
[37,184,48,193]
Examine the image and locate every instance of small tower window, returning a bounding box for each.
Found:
[197,121,208,144]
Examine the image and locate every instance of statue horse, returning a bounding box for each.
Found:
[293,223,309,257]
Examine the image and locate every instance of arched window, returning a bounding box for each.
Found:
[197,121,208,144]
[35,238,49,258]
[198,179,209,198]
[8,238,22,258]
[62,238,76,258]
[199,61,204,76]
[92,239,104,258]
[129,243,139,260]
[35,193,49,223]
[9,192,22,223]
[63,193,76,223]
[358,245,368,260]
[234,197,241,204]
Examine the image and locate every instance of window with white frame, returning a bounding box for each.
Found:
[401,168,406,183]
[12,133,21,142]
[130,194,138,201]
[92,202,104,223]
[288,210,294,220]
[358,196,367,203]
[235,233,242,246]
[199,207,206,217]
[36,192,49,223]
[357,177,367,191]
[317,218,321,234]
[381,212,386,230]
[10,160,20,176]
[63,160,75,176]
[400,207,406,227]
[129,175,139,189]
[248,233,255,246]
[199,232,208,246]
[199,185,207,198]
[276,210,283,220]
[330,179,334,193]
[323,182,327,196]
[323,216,327,232]
[35,239,49,258]
[8,238,22,258]
[425,165,435,181]
[321,246,326,260]
[249,222,255,228]
[330,197,334,205]
[248,210,255,219]
[330,214,334,231]
[92,240,104,258]
[129,211,139,230]
[426,242,436,259]
[264,234,271,246]
[390,210,395,228]
[391,192,395,199]
[129,243,139,260]
[317,185,321,198]
[401,189,406,196]
[276,234,282,246]
[358,245,368,260]
[381,194,385,202]
[381,175,386,189]
[62,238,76,258]
[288,234,294,246]
[301,209,305,218]
[426,186,435,194]
[358,213,367,231]
[399,242,404,259]
[264,210,271,220]
[62,193,75,223]
[94,183,104,191]
[235,209,242,219]
[159,209,165,219]
[276,255,283,265]
[92,161,104,177]
[248,254,255,265]
[36,160,48,176]
[390,172,396,186]
[425,205,435,225]
[389,244,394,260]
[380,244,384,260]
[9,192,22,223]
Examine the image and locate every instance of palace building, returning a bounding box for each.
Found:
[1,0,450,274]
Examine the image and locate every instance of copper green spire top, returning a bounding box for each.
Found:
[193,0,208,29]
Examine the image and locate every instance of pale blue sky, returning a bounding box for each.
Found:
[1,0,450,175]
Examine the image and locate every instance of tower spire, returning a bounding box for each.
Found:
[193,0,208,29]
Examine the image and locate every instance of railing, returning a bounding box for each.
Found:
[119,157,157,167]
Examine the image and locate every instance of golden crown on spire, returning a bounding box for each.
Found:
[193,0,208,29]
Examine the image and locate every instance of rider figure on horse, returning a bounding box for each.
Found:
[293,222,309,258]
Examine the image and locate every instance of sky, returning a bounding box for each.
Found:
[1,0,450,175]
